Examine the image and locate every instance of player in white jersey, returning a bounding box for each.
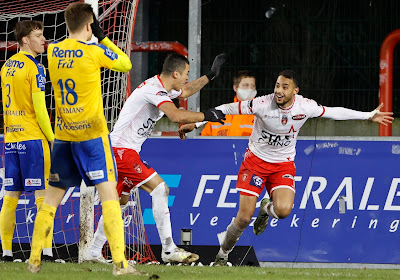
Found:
[83,53,226,264]
[179,70,393,266]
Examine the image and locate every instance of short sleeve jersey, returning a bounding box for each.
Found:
[110,75,182,152]
[47,39,118,141]
[238,93,324,162]
[1,51,47,142]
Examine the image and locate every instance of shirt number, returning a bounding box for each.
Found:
[58,78,78,105]
[5,84,11,108]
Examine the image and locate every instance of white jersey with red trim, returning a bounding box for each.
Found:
[110,75,181,152]
[225,93,324,163]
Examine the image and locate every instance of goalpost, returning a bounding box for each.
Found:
[0,0,156,263]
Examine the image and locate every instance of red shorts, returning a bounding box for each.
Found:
[236,149,296,197]
[113,147,157,196]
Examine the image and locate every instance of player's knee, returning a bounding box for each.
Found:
[235,216,252,229]
[274,202,293,219]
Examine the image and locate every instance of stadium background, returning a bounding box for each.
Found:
[130,0,400,135]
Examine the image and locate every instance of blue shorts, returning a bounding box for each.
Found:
[4,139,51,192]
[49,135,117,188]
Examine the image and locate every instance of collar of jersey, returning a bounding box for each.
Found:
[156,74,166,89]
[278,95,296,111]
[19,50,34,58]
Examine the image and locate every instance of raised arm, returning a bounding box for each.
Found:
[91,14,132,73]
[180,53,227,98]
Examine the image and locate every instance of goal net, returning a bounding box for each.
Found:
[0,0,156,263]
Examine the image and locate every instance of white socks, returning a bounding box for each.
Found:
[90,204,128,257]
[263,201,279,219]
[150,182,175,253]
[220,221,244,256]
[43,248,53,257]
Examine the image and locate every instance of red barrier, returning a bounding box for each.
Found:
[379,29,400,136]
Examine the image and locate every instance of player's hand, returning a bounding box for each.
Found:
[204,108,226,124]
[206,53,227,81]
[49,140,54,152]
[371,103,394,126]
[90,13,106,41]
[178,124,196,140]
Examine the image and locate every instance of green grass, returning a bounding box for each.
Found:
[1,262,400,280]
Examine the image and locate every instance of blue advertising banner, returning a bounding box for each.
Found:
[1,137,400,264]
[138,138,400,264]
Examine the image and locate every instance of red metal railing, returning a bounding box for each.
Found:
[379,29,400,136]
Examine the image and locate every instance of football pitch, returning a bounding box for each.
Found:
[1,262,400,280]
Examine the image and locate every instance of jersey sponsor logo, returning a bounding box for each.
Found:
[3,178,14,186]
[137,118,157,137]
[292,114,306,120]
[36,73,46,90]
[250,174,263,188]
[25,178,42,187]
[258,130,292,146]
[156,91,168,96]
[52,47,83,58]
[5,59,24,68]
[281,114,288,125]
[86,170,105,180]
[104,48,117,60]
[282,174,294,180]
[56,117,91,131]
[5,142,26,151]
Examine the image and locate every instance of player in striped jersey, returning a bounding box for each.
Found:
[27,3,142,276]
[0,20,55,263]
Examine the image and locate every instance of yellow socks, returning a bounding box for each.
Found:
[0,196,19,253]
[35,196,53,256]
[102,200,128,268]
[29,203,56,267]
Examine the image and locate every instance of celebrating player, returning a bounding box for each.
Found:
[0,20,55,262]
[83,52,226,264]
[179,70,394,265]
[27,3,143,276]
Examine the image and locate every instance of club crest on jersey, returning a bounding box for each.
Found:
[281,114,288,125]
[242,172,249,182]
[133,163,142,173]
[292,114,306,120]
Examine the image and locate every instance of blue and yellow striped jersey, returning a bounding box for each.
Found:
[47,39,118,141]
[1,51,47,143]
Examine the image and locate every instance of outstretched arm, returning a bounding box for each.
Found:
[159,102,225,124]
[321,103,393,126]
